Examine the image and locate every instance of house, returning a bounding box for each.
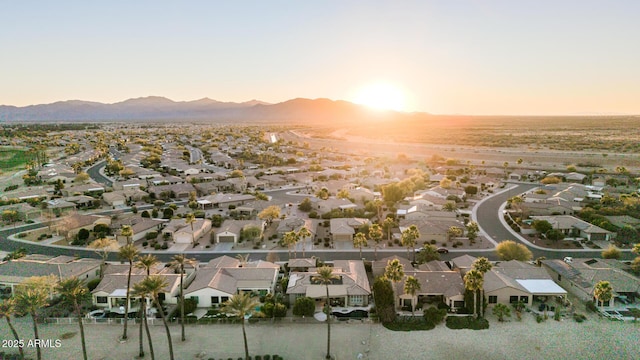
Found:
[92,264,184,315]
[56,214,111,240]
[277,216,315,237]
[371,256,415,278]
[61,183,105,197]
[314,198,357,214]
[329,218,370,242]
[0,255,101,297]
[542,258,640,306]
[214,219,265,244]
[400,270,466,311]
[286,260,371,308]
[162,218,212,244]
[0,203,42,221]
[288,258,318,272]
[149,183,196,199]
[184,256,279,308]
[530,215,612,241]
[197,193,255,209]
[125,219,165,242]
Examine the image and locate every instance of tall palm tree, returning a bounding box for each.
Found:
[283,231,297,260]
[368,224,383,260]
[132,282,153,360]
[471,257,492,317]
[140,275,174,360]
[297,226,312,258]
[0,298,24,359]
[383,217,395,241]
[384,259,405,310]
[15,286,49,360]
[464,269,483,319]
[185,213,196,246]
[169,253,196,342]
[121,225,133,244]
[118,243,139,341]
[312,266,340,360]
[403,275,421,317]
[594,280,613,309]
[401,225,420,262]
[56,277,90,360]
[353,232,368,260]
[221,293,260,360]
[136,254,160,277]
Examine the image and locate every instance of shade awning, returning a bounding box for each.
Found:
[306,285,348,298]
[516,279,567,295]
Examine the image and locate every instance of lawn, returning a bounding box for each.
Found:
[0,147,31,170]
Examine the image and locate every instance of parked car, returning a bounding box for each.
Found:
[436,247,449,254]
[86,310,107,319]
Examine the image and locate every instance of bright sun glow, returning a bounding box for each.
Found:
[353,83,407,111]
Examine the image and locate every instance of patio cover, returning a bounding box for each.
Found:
[109,289,128,297]
[516,279,567,295]
[306,285,348,298]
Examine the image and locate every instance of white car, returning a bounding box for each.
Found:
[86,310,107,319]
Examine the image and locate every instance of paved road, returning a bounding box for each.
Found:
[86,160,112,187]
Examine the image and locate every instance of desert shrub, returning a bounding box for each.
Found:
[383,318,436,331]
[445,316,489,330]
[586,300,598,313]
[146,231,158,240]
[423,307,447,325]
[292,297,315,317]
[573,313,587,322]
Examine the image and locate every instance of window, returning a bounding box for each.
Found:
[558,274,562,282]
[453,300,465,308]
[520,296,528,304]
[96,296,107,304]
[350,295,364,306]
[221,296,229,303]
[158,293,165,301]
[509,296,519,304]
[211,297,219,304]
[488,296,497,304]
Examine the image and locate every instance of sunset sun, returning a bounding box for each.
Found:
[352,83,407,112]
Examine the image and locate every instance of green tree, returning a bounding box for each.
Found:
[416,243,441,264]
[593,280,613,309]
[139,276,174,360]
[222,293,260,360]
[56,277,90,360]
[373,276,396,323]
[382,183,404,205]
[353,232,368,260]
[383,217,395,241]
[312,266,340,360]
[493,303,511,322]
[15,283,49,360]
[121,225,133,244]
[401,225,420,261]
[298,197,313,212]
[368,223,383,260]
[169,254,196,342]
[0,298,24,359]
[258,205,281,225]
[464,269,483,319]
[384,258,405,312]
[601,245,621,259]
[495,240,533,261]
[282,231,298,260]
[292,296,316,317]
[447,225,463,242]
[403,275,421,317]
[118,244,139,341]
[185,213,196,245]
[297,226,312,258]
[136,254,159,276]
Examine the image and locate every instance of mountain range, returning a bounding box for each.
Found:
[0,96,421,124]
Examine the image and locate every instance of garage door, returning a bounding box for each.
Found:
[218,235,236,243]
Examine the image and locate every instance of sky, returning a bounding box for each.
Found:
[1,1,639,115]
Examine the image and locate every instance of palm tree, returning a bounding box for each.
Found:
[283,231,297,260]
[121,225,133,244]
[297,226,312,258]
[0,298,24,359]
[56,277,90,360]
[401,225,420,262]
[464,269,483,319]
[383,217,395,241]
[185,213,196,246]
[88,238,118,278]
[353,232,368,260]
[384,259,405,310]
[471,257,492,317]
[372,199,384,223]
[118,243,139,341]
[15,286,49,360]
[368,224,383,260]
[312,266,340,360]
[169,253,196,342]
[140,275,174,360]
[221,293,260,360]
[132,282,153,360]
[136,254,160,277]
[594,280,613,309]
[403,275,421,317]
